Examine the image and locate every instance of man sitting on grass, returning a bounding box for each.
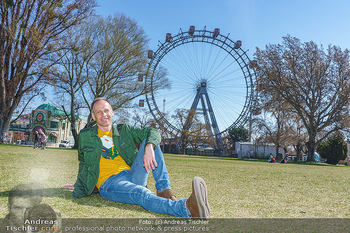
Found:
[71,97,210,219]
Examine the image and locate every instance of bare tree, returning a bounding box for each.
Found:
[47,24,95,148]
[0,0,96,143]
[78,14,158,124]
[172,109,193,154]
[188,122,215,155]
[288,118,308,160]
[171,108,214,154]
[253,91,295,158]
[130,106,155,128]
[255,35,350,161]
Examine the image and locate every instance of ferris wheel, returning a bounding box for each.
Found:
[144,26,256,148]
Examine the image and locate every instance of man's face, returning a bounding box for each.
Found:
[91,100,114,131]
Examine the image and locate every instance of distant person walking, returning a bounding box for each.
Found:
[40,132,47,150]
[33,131,40,149]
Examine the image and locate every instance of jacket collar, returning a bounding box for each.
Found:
[112,125,120,137]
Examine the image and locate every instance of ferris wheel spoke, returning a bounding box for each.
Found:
[166,71,196,87]
[208,60,241,83]
[204,46,226,81]
[206,49,232,81]
[162,51,199,83]
[190,41,213,81]
[161,89,193,101]
[165,45,201,81]
[187,41,204,77]
[200,42,207,78]
[211,76,245,89]
[210,70,242,86]
[174,42,199,80]
[207,103,233,131]
[156,87,194,107]
[209,91,246,127]
[190,42,202,77]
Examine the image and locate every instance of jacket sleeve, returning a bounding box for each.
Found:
[72,128,97,198]
[72,132,86,198]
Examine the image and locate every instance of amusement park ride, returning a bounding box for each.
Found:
[139,26,258,151]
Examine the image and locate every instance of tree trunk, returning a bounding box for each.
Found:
[0,96,19,144]
[307,130,317,162]
[308,144,315,162]
[181,135,186,154]
[71,127,79,149]
[69,112,79,149]
[0,117,11,144]
[275,144,280,160]
[70,96,79,149]
[296,143,302,161]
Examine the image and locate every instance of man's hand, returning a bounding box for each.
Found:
[143,143,157,172]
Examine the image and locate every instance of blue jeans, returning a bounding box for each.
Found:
[99,140,190,218]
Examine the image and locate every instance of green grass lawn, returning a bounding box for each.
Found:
[0,144,349,219]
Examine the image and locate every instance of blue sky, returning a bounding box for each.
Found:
[95,0,350,57]
[93,0,350,132]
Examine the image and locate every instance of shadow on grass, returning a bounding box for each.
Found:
[0,188,72,199]
[291,161,338,167]
[166,153,343,167]
[167,153,269,163]
[0,144,77,151]
[0,187,160,216]
[165,153,238,161]
[232,159,334,167]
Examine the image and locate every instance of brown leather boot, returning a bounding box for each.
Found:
[186,177,210,219]
[157,189,177,201]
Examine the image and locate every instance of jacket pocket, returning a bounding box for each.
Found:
[81,146,99,165]
[119,142,137,166]
[76,164,97,196]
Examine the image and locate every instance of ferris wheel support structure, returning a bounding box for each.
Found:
[184,81,223,149]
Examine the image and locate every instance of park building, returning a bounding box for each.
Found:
[8,103,87,147]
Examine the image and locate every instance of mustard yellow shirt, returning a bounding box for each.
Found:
[96,129,130,189]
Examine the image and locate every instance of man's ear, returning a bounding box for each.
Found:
[91,112,95,121]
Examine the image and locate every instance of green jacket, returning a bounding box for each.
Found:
[72,124,161,198]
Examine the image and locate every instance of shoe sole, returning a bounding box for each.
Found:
[193,177,210,219]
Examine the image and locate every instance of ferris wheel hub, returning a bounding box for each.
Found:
[196,79,207,89]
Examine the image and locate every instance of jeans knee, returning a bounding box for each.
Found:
[130,186,152,204]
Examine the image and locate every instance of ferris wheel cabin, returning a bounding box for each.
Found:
[166,33,172,42]
[139,99,145,107]
[189,25,195,36]
[147,50,153,59]
[138,74,144,82]
[213,28,220,38]
[234,40,242,49]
